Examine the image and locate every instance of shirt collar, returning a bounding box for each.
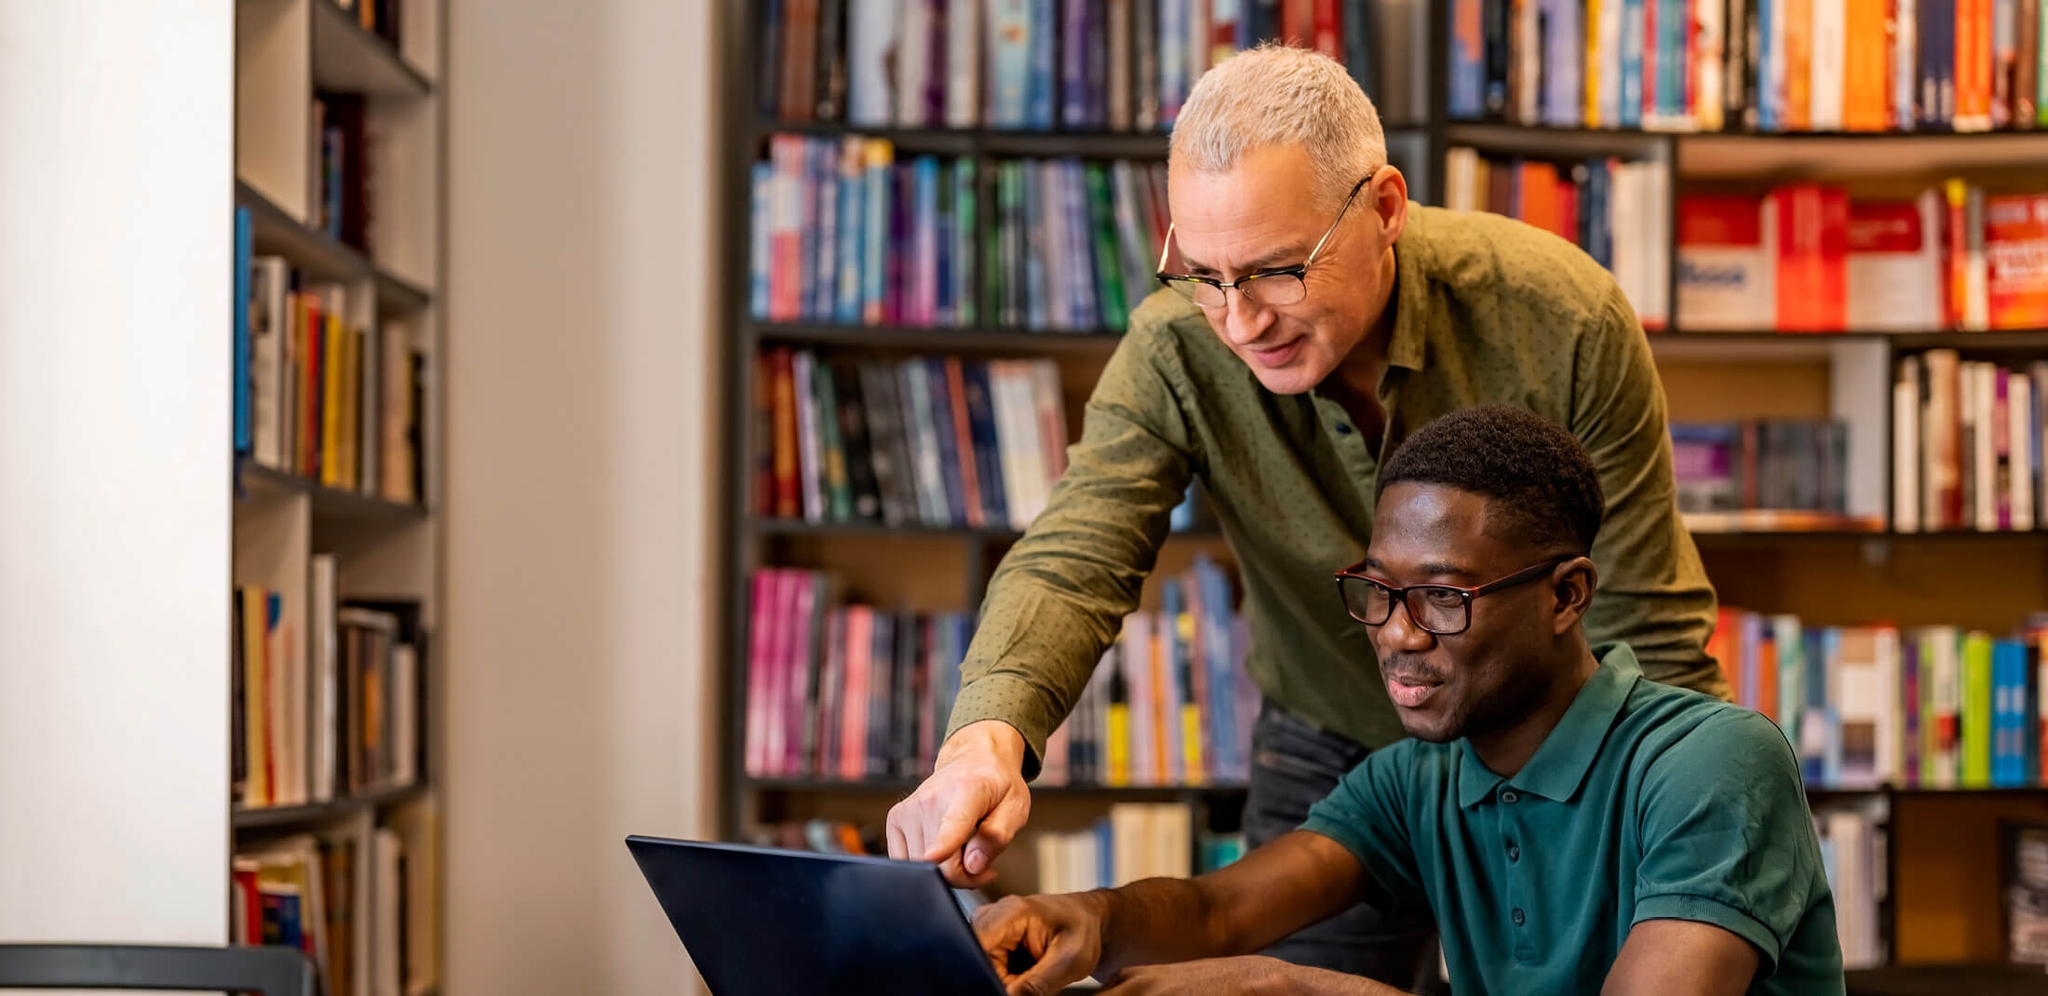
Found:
[1455,643,1644,809]
[1383,204,1432,373]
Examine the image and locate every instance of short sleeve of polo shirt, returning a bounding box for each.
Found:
[1298,746,1431,916]
[1632,710,1822,975]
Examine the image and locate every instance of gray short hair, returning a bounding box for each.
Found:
[1169,44,1387,211]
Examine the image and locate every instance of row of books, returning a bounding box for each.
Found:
[743,568,972,780]
[1039,554,1257,787]
[1441,149,1671,327]
[1893,353,2047,532]
[753,350,1071,530]
[1032,802,1247,895]
[1670,419,1853,516]
[761,0,1387,131]
[1679,184,2048,333]
[233,566,424,809]
[232,215,426,503]
[1710,607,2048,788]
[1449,0,2048,133]
[749,134,1174,333]
[231,804,436,996]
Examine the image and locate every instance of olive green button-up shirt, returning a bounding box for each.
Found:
[947,205,1727,773]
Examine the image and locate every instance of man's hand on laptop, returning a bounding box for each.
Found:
[887,720,1032,888]
[972,890,1106,996]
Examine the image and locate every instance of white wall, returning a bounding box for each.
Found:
[442,1,722,993]
[0,1,233,943]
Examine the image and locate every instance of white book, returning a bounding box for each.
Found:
[1599,0,1624,125]
[373,827,404,996]
[895,0,932,127]
[1846,190,1945,330]
[1893,359,1922,533]
[946,0,981,128]
[847,0,898,126]
[1809,0,1846,130]
[250,257,290,468]
[1894,0,1919,131]
[1124,614,1155,786]
[392,644,417,787]
[311,555,338,802]
[1977,362,1999,531]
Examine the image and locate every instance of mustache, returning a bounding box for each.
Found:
[1380,656,1447,684]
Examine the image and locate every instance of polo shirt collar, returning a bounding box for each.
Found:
[1384,204,1433,373]
[1455,643,1644,809]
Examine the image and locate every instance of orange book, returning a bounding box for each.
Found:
[1843,0,1890,130]
[1772,183,1849,330]
[1985,194,2048,329]
[1783,0,1815,129]
[943,357,983,527]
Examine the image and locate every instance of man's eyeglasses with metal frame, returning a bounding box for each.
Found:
[1154,174,1372,309]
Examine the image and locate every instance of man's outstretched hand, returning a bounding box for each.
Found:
[972,891,1108,996]
[886,720,1033,888]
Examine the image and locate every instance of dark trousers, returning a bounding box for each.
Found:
[1243,700,1444,993]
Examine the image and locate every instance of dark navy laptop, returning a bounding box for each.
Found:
[626,834,1012,996]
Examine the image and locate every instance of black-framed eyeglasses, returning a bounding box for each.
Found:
[1154,174,1372,309]
[1333,558,1567,636]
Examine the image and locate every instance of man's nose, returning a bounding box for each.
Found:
[1221,287,1270,346]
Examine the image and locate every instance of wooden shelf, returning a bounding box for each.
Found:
[236,461,428,523]
[751,517,1223,541]
[236,180,432,314]
[753,120,1435,160]
[750,321,1125,352]
[232,781,428,830]
[310,0,431,98]
[745,777,1248,797]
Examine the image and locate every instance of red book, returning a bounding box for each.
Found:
[1313,0,1343,60]
[1772,183,1848,331]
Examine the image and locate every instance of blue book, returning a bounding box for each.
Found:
[812,139,838,322]
[1449,0,1482,116]
[923,357,968,526]
[233,205,252,455]
[1993,640,2028,787]
[960,362,1010,527]
[834,143,866,324]
[862,145,892,322]
[1028,0,1057,129]
[750,162,774,320]
[1062,161,1098,331]
[1619,0,1645,128]
[1061,0,1090,127]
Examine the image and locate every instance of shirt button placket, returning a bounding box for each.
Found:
[1502,789,1534,962]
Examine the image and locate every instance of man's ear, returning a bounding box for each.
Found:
[1551,556,1598,636]
[1371,164,1409,251]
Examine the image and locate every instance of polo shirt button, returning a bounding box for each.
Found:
[1512,908,1526,927]
[1507,843,1520,862]
[1334,423,1354,435]
[1501,790,1520,804]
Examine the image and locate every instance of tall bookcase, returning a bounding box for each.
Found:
[230,2,445,994]
[720,0,2048,980]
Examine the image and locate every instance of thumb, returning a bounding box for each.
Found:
[965,782,1030,876]
[923,781,997,864]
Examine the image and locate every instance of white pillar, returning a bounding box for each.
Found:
[0,2,233,943]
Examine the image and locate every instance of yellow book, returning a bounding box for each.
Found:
[240,585,271,808]
[341,325,361,492]
[1106,701,1131,787]
[1177,610,1204,785]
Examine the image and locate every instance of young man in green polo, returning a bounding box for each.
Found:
[888,43,1727,987]
[968,404,1841,996]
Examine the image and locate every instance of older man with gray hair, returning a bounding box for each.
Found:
[886,44,1727,988]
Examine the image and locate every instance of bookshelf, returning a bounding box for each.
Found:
[229,2,444,995]
[722,0,2048,978]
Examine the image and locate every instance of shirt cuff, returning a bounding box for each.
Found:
[1631,894,1783,974]
[944,673,1053,780]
